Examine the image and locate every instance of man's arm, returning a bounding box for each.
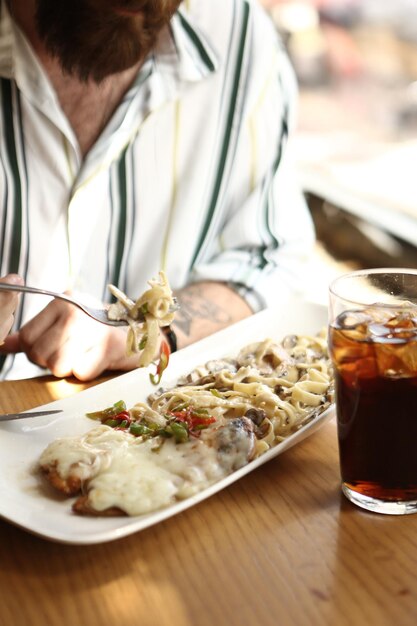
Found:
[172,281,253,349]
[0,281,252,381]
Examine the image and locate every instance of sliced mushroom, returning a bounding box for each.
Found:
[244,407,267,426]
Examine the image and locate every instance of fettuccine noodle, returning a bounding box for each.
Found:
[107,271,176,367]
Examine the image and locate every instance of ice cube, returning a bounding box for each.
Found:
[370,311,417,343]
[336,310,373,331]
[374,335,417,377]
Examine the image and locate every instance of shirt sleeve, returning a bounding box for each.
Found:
[189,7,315,312]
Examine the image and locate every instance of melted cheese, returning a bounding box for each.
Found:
[40,426,226,515]
[39,426,123,481]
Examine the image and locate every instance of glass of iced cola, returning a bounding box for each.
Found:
[329,268,417,514]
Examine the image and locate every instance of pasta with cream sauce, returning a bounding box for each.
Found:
[145,331,333,457]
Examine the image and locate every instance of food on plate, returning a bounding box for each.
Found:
[107,271,177,381]
[39,332,333,517]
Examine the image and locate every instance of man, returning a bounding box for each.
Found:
[0,0,314,380]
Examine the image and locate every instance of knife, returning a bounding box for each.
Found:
[0,410,63,422]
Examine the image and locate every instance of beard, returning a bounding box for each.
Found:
[35,0,182,83]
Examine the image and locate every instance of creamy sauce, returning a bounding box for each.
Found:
[40,426,121,481]
[40,426,226,515]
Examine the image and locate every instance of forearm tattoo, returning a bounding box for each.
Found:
[173,283,232,337]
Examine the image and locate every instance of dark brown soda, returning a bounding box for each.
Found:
[329,312,417,501]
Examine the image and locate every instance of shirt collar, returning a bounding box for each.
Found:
[0,1,17,78]
[0,1,60,111]
[154,9,219,84]
[0,2,219,87]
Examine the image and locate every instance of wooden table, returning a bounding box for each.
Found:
[0,376,416,626]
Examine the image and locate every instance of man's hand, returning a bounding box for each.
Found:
[1,298,141,380]
[0,274,24,343]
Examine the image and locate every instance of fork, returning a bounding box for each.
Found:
[0,283,130,327]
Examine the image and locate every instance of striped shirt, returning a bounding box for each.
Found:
[0,0,314,379]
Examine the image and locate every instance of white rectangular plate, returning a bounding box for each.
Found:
[0,298,334,544]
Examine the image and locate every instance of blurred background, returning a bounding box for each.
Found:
[260,0,417,302]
